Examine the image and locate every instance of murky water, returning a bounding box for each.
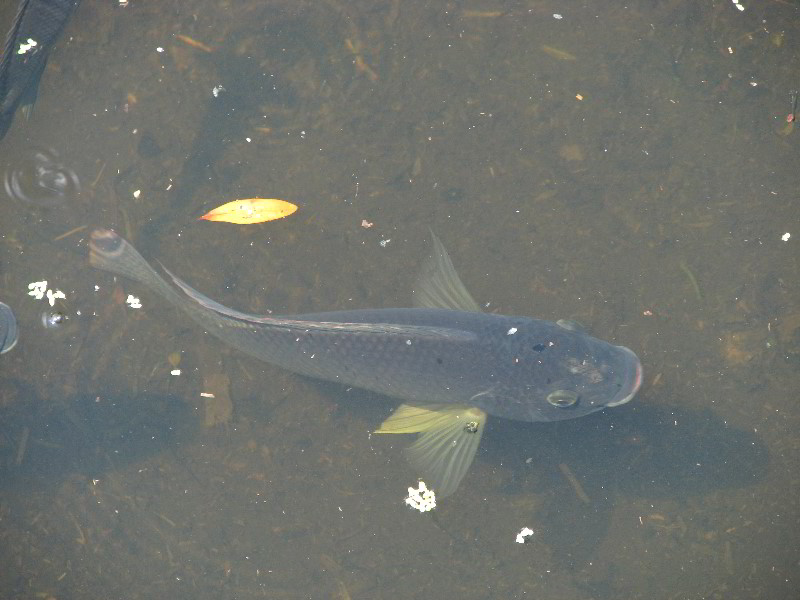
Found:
[0,1,798,598]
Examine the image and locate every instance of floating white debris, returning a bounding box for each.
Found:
[553,13,563,20]
[29,281,65,306]
[405,481,436,512]
[126,294,142,309]
[46,289,66,307]
[507,327,517,335]
[170,369,181,376]
[781,232,790,242]
[17,38,37,55]
[28,281,48,300]
[515,527,534,544]
[379,238,391,248]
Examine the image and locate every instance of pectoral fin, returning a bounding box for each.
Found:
[556,318,587,333]
[375,403,487,497]
[412,232,481,312]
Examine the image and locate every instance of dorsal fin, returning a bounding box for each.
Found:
[412,232,481,312]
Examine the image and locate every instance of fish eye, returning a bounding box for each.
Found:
[546,389,580,408]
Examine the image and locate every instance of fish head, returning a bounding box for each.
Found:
[488,321,643,422]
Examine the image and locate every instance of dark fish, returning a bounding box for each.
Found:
[0,300,18,353]
[0,0,79,140]
[89,229,642,496]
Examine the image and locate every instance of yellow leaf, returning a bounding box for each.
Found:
[200,198,298,224]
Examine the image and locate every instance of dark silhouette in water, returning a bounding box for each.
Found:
[0,0,79,140]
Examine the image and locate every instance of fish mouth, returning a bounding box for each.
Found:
[605,346,643,408]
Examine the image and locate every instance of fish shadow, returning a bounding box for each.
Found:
[0,379,193,489]
[273,378,768,568]
[326,381,768,498]
[480,400,768,566]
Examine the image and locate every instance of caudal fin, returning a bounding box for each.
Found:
[89,229,183,305]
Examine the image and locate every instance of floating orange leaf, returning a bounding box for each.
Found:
[199,198,298,224]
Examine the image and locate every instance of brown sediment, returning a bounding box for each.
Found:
[53,224,87,241]
[558,462,590,504]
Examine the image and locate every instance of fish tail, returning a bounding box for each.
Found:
[89,229,185,306]
[89,229,272,363]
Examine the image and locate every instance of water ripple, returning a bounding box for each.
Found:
[4,148,80,207]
